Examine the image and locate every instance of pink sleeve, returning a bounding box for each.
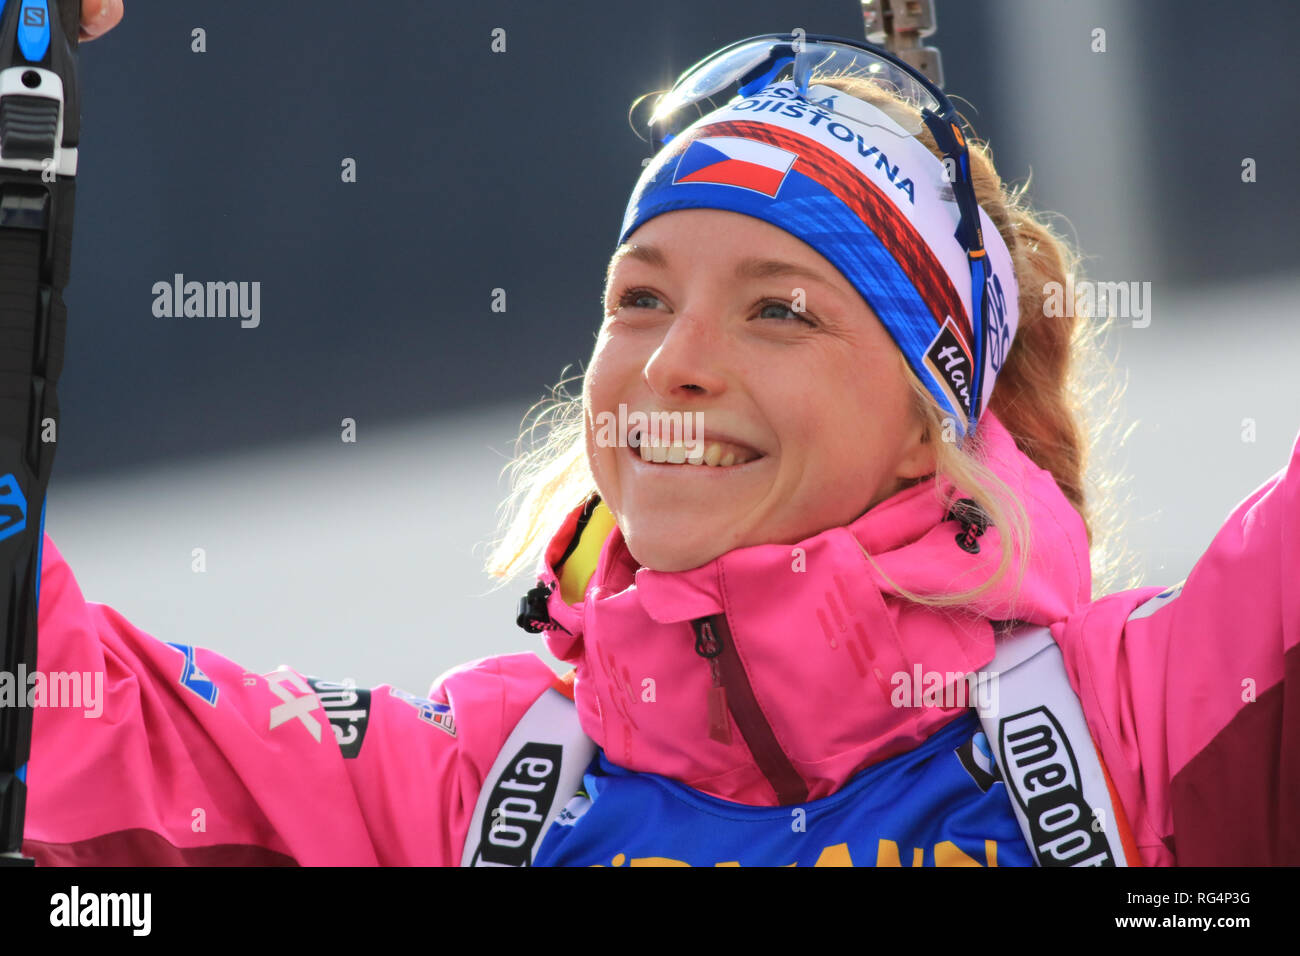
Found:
[1053,427,1300,866]
[21,535,558,866]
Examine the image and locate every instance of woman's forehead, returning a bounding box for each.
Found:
[607,210,848,288]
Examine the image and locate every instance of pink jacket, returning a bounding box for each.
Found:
[22,413,1299,865]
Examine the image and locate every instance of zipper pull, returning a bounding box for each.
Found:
[692,618,732,746]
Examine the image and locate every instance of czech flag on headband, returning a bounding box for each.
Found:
[672,136,797,198]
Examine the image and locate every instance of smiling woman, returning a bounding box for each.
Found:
[17,12,1297,873]
[586,208,939,574]
[469,46,1299,868]
[486,72,1122,608]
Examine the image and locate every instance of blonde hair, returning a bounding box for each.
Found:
[484,73,1135,605]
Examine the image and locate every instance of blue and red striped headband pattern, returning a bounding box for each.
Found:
[618,81,1019,439]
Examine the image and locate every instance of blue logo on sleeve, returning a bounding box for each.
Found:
[166,643,219,707]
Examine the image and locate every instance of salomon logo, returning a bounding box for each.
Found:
[472,743,563,866]
[998,707,1115,866]
[0,474,27,542]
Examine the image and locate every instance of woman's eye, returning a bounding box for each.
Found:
[611,290,815,327]
[617,289,662,310]
[757,300,816,326]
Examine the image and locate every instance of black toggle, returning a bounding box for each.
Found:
[516,581,556,633]
[945,497,990,554]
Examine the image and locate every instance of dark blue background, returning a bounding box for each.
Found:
[57,0,1299,476]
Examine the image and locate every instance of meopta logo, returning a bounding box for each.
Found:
[997,707,1116,866]
[472,742,564,867]
[305,676,371,759]
[0,473,28,542]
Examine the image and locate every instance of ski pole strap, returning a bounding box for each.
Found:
[461,687,597,867]
[978,623,1138,866]
[0,0,81,865]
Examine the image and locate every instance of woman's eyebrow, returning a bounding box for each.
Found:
[732,256,835,286]
[606,243,667,284]
[607,243,841,291]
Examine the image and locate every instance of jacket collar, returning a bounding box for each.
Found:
[532,413,1091,804]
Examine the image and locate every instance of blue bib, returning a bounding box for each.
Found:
[534,710,1034,867]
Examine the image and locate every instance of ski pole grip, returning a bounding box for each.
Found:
[0,0,81,863]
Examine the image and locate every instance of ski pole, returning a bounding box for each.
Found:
[0,0,81,866]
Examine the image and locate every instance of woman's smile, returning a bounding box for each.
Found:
[625,437,769,470]
[627,423,766,467]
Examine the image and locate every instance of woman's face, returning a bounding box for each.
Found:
[586,208,936,572]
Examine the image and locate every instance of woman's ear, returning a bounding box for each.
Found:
[894,418,938,481]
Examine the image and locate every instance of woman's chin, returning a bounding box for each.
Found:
[621,527,725,573]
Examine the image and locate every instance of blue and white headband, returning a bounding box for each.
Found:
[618,81,1019,439]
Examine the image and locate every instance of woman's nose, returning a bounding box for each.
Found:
[641,309,728,400]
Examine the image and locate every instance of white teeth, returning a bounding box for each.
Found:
[633,432,759,468]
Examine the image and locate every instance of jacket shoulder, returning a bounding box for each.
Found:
[1052,427,1300,864]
